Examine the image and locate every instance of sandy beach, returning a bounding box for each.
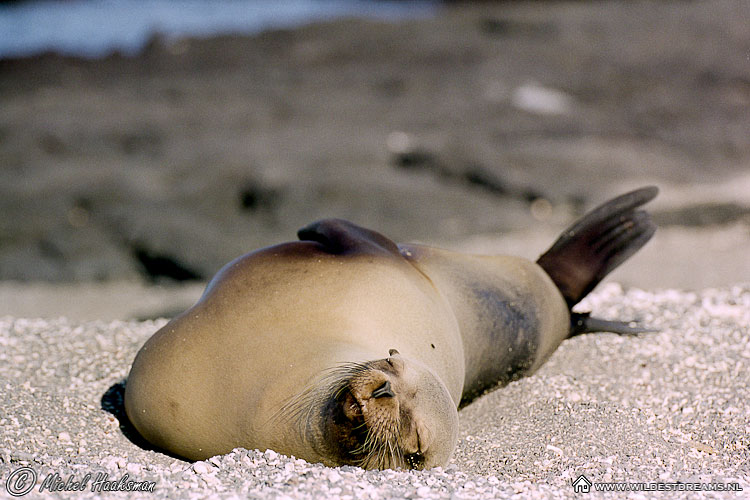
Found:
[1,284,748,498]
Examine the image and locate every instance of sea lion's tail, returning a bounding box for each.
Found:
[536,186,658,336]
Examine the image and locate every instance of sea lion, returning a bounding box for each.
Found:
[124,186,658,470]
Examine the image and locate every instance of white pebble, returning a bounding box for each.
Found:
[416,485,431,496]
[546,444,564,455]
[511,82,573,115]
[193,462,210,475]
[386,131,412,154]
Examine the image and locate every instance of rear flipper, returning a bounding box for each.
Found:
[570,312,656,337]
[536,186,658,337]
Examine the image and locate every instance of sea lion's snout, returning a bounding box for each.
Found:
[322,353,456,470]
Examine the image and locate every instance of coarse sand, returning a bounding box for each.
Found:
[1,283,748,499]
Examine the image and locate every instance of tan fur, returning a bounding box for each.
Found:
[125,235,569,468]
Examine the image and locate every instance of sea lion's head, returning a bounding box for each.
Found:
[297,349,458,470]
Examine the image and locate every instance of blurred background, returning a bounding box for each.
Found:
[1,0,748,320]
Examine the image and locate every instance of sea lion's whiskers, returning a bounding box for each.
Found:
[374,438,388,470]
[386,438,397,469]
[274,360,373,430]
[357,434,380,469]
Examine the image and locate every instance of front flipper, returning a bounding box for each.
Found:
[297,219,400,256]
[569,312,657,337]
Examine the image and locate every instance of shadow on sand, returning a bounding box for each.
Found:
[100,379,187,462]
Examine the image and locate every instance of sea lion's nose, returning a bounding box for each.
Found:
[371,380,394,398]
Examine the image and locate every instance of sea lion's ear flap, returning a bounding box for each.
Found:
[297,219,400,256]
[386,349,404,371]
